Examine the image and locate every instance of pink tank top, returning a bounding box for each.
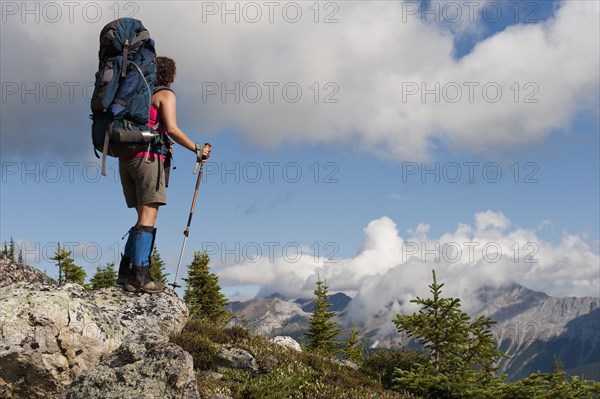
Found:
[131,105,168,160]
[147,106,161,129]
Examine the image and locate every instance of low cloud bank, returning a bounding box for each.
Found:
[218,210,599,326]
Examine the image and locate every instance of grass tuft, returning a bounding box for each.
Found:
[171,318,416,399]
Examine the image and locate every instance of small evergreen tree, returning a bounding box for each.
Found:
[51,243,65,284]
[9,236,15,261]
[63,259,87,285]
[149,247,168,284]
[342,326,366,365]
[183,251,230,323]
[2,241,8,256]
[499,368,600,399]
[392,270,506,398]
[18,249,23,264]
[549,356,567,390]
[50,243,86,285]
[89,262,117,290]
[304,275,341,356]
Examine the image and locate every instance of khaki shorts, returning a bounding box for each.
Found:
[119,157,167,208]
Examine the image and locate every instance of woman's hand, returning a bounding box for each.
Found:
[195,143,211,162]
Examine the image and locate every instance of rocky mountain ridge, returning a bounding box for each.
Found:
[478,284,599,380]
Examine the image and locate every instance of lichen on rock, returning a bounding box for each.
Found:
[0,260,195,399]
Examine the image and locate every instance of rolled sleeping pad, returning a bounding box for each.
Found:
[112,128,158,143]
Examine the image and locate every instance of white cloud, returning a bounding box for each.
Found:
[474,210,510,231]
[388,193,415,201]
[217,211,600,327]
[1,1,598,160]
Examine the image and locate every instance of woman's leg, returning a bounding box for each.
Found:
[121,157,166,293]
[136,203,160,227]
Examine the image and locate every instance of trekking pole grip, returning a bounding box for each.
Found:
[193,143,211,174]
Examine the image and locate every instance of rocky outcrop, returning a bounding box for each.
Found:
[66,337,199,399]
[0,253,56,288]
[270,336,302,352]
[0,280,195,399]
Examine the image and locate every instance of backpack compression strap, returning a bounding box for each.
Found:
[101,122,113,176]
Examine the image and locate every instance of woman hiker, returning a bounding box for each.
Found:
[116,56,211,294]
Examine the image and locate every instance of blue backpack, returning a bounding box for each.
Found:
[90,18,157,175]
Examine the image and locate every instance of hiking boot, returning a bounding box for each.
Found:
[122,225,163,293]
[124,265,165,294]
[116,256,131,285]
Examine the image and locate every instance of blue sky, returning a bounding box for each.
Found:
[1,1,598,306]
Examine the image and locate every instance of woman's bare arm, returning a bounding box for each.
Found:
[154,90,197,152]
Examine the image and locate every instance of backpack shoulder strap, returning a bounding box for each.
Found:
[154,86,174,95]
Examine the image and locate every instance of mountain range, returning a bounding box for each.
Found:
[228,283,599,381]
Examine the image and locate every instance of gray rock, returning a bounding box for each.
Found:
[270,335,302,352]
[0,282,189,398]
[262,355,279,372]
[0,253,57,288]
[215,345,258,372]
[66,338,199,399]
[198,371,224,380]
[334,359,360,370]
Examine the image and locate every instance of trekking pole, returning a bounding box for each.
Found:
[169,143,212,290]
